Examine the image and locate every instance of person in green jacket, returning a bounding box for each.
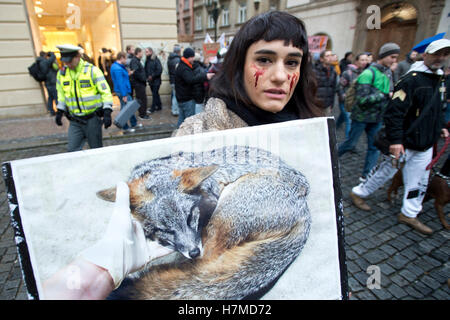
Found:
[338,42,400,182]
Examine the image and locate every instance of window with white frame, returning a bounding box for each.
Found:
[184,19,190,34]
[208,13,215,28]
[222,7,229,26]
[195,13,202,30]
[238,3,247,23]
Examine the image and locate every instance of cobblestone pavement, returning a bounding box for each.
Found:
[0,109,449,300]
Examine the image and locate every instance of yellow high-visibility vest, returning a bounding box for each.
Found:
[56,59,113,117]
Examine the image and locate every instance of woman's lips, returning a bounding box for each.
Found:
[264,88,287,99]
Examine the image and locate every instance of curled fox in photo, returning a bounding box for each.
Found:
[97,146,311,299]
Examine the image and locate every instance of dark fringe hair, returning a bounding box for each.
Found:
[209,11,323,119]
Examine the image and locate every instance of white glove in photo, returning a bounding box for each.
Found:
[80,181,173,289]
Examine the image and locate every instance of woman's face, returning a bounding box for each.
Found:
[243,40,303,113]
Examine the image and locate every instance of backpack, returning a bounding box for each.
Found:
[344,67,375,112]
[28,59,47,82]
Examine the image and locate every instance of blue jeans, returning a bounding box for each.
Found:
[119,94,137,130]
[336,101,351,139]
[338,120,382,177]
[195,103,203,114]
[177,100,196,128]
[171,84,179,115]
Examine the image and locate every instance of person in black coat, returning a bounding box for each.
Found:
[167,45,181,116]
[313,50,337,114]
[130,47,149,119]
[39,51,58,115]
[339,51,353,74]
[193,53,207,114]
[145,47,163,112]
[175,48,213,127]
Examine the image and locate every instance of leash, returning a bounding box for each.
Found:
[426,136,450,170]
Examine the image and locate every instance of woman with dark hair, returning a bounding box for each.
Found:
[42,12,323,300]
[174,11,323,136]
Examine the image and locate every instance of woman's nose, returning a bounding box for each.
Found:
[270,62,288,83]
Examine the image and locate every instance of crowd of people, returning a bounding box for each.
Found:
[311,39,450,235]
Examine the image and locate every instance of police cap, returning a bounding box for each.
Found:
[56,44,82,62]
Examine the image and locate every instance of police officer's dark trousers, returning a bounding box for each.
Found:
[67,115,103,152]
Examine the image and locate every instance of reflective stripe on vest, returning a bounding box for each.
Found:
[58,62,103,116]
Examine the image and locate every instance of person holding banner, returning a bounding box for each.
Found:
[43,10,324,300]
[174,10,323,137]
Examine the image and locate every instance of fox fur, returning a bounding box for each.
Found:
[97,146,311,299]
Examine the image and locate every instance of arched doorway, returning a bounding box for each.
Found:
[366,2,417,59]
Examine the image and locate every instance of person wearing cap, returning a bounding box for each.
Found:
[55,44,113,152]
[174,47,214,127]
[339,42,400,182]
[349,39,450,235]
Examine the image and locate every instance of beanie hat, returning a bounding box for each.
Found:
[183,48,195,59]
[378,42,400,59]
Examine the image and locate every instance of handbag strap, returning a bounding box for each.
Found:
[404,75,444,135]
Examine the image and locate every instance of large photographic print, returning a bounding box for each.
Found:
[3,117,346,300]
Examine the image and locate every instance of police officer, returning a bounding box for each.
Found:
[55,44,113,152]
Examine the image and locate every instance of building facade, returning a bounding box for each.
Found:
[0,0,178,119]
[180,0,448,62]
[1,0,448,119]
[176,0,285,50]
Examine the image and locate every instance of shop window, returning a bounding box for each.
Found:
[25,0,121,72]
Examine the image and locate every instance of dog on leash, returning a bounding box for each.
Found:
[387,170,450,230]
[96,146,311,299]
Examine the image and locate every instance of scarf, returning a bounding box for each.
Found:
[407,61,444,76]
[220,96,299,126]
[181,57,193,69]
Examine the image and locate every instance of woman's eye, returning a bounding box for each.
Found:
[286,60,300,68]
[256,57,272,64]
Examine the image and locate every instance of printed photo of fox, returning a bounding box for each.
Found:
[97,145,311,299]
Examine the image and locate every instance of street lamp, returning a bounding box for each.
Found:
[208,0,223,42]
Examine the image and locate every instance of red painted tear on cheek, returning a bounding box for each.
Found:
[289,73,299,94]
[253,67,265,88]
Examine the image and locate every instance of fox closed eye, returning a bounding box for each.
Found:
[187,207,200,230]
[155,227,175,235]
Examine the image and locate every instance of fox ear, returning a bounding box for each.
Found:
[96,178,154,209]
[96,187,117,202]
[173,165,218,192]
